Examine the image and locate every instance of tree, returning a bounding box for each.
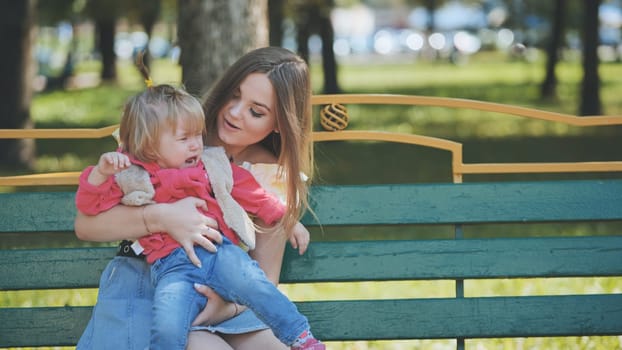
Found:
[269,0,285,46]
[125,0,162,69]
[37,0,83,91]
[293,0,341,93]
[540,0,565,100]
[0,0,36,169]
[177,0,268,96]
[579,0,602,115]
[85,0,124,82]
[423,0,437,33]
[318,4,340,93]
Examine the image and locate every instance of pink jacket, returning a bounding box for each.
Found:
[76,156,285,263]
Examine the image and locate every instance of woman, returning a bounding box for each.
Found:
[75,46,314,350]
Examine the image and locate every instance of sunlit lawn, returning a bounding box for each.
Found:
[26,50,622,177]
[3,51,622,349]
[32,50,622,130]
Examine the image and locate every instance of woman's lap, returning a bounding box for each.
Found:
[76,256,153,350]
[191,308,269,334]
[77,255,272,349]
[188,328,287,350]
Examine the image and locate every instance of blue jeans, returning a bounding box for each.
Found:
[149,238,310,350]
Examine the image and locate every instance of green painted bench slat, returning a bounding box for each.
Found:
[0,192,76,232]
[2,294,621,347]
[0,247,115,290]
[3,236,622,290]
[304,180,622,225]
[281,236,622,282]
[2,180,621,233]
[298,294,622,340]
[0,306,92,347]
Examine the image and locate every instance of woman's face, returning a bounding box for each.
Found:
[216,73,277,150]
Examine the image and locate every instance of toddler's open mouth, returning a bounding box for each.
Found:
[185,156,199,166]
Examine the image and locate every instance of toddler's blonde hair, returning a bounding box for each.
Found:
[119,55,205,163]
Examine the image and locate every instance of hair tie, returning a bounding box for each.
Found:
[144,78,154,88]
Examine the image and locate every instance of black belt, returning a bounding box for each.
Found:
[117,240,145,259]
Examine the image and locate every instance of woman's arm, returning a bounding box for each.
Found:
[74,205,149,242]
[74,196,223,265]
[248,224,288,284]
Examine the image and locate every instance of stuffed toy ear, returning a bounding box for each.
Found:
[202,147,256,250]
[115,164,156,206]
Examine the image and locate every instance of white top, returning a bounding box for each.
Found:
[242,162,287,204]
[241,162,309,205]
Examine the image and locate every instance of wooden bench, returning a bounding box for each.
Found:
[1,94,622,349]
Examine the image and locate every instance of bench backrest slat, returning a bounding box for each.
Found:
[0,192,76,232]
[3,236,622,290]
[2,179,621,234]
[299,294,622,340]
[3,294,621,346]
[281,236,622,282]
[305,180,622,225]
[0,248,115,290]
[0,306,93,347]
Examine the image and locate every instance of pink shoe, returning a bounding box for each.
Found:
[291,338,326,350]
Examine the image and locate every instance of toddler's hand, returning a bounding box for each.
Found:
[96,151,131,176]
[87,152,131,186]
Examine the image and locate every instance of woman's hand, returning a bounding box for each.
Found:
[148,197,223,266]
[192,283,240,326]
[288,221,310,255]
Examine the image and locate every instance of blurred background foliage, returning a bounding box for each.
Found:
[1,0,621,172]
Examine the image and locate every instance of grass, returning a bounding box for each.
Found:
[19,50,622,181]
[3,50,622,349]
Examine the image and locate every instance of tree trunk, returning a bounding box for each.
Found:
[424,0,436,33]
[294,1,339,93]
[540,0,565,100]
[295,9,311,62]
[268,0,284,46]
[86,0,121,82]
[96,18,117,81]
[579,0,602,115]
[0,0,36,169]
[139,0,162,69]
[319,10,340,93]
[178,0,268,96]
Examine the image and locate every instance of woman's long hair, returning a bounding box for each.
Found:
[202,47,313,233]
